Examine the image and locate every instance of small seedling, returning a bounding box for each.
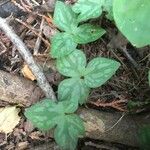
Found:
[25,1,121,150]
[51,1,106,58]
[57,50,120,104]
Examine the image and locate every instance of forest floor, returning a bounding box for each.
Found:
[0,0,150,150]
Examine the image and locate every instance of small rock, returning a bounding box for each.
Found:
[16,141,29,150]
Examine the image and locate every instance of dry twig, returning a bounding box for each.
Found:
[90,99,127,112]
[0,17,56,100]
[121,47,139,69]
[15,18,50,46]
[33,17,45,55]
[0,39,7,55]
[34,0,45,55]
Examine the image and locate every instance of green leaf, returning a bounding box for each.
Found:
[139,125,150,150]
[72,0,104,22]
[148,70,150,86]
[50,32,77,58]
[57,50,86,77]
[103,0,113,20]
[84,58,120,88]
[72,24,106,44]
[25,99,60,130]
[25,99,85,150]
[53,1,78,32]
[54,114,85,150]
[61,100,79,114]
[24,99,78,130]
[113,0,150,47]
[58,78,90,104]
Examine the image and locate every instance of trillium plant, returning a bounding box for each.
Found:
[25,1,121,150]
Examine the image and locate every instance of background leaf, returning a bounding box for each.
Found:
[72,0,103,22]
[57,50,86,77]
[113,0,150,47]
[72,24,106,44]
[53,1,78,32]
[84,58,120,88]
[0,106,20,134]
[58,78,90,104]
[50,32,77,58]
[54,114,85,150]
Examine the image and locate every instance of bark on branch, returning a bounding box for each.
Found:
[0,70,44,106]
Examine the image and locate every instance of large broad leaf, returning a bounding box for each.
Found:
[58,78,90,104]
[72,0,104,22]
[84,58,120,88]
[53,1,78,32]
[24,99,78,130]
[113,0,150,47]
[56,50,86,77]
[72,24,106,44]
[54,114,85,150]
[50,32,77,58]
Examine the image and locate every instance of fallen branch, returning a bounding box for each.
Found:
[0,70,43,106]
[0,17,56,100]
[31,108,150,149]
[0,71,149,147]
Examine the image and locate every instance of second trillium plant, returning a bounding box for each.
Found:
[25,1,120,150]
